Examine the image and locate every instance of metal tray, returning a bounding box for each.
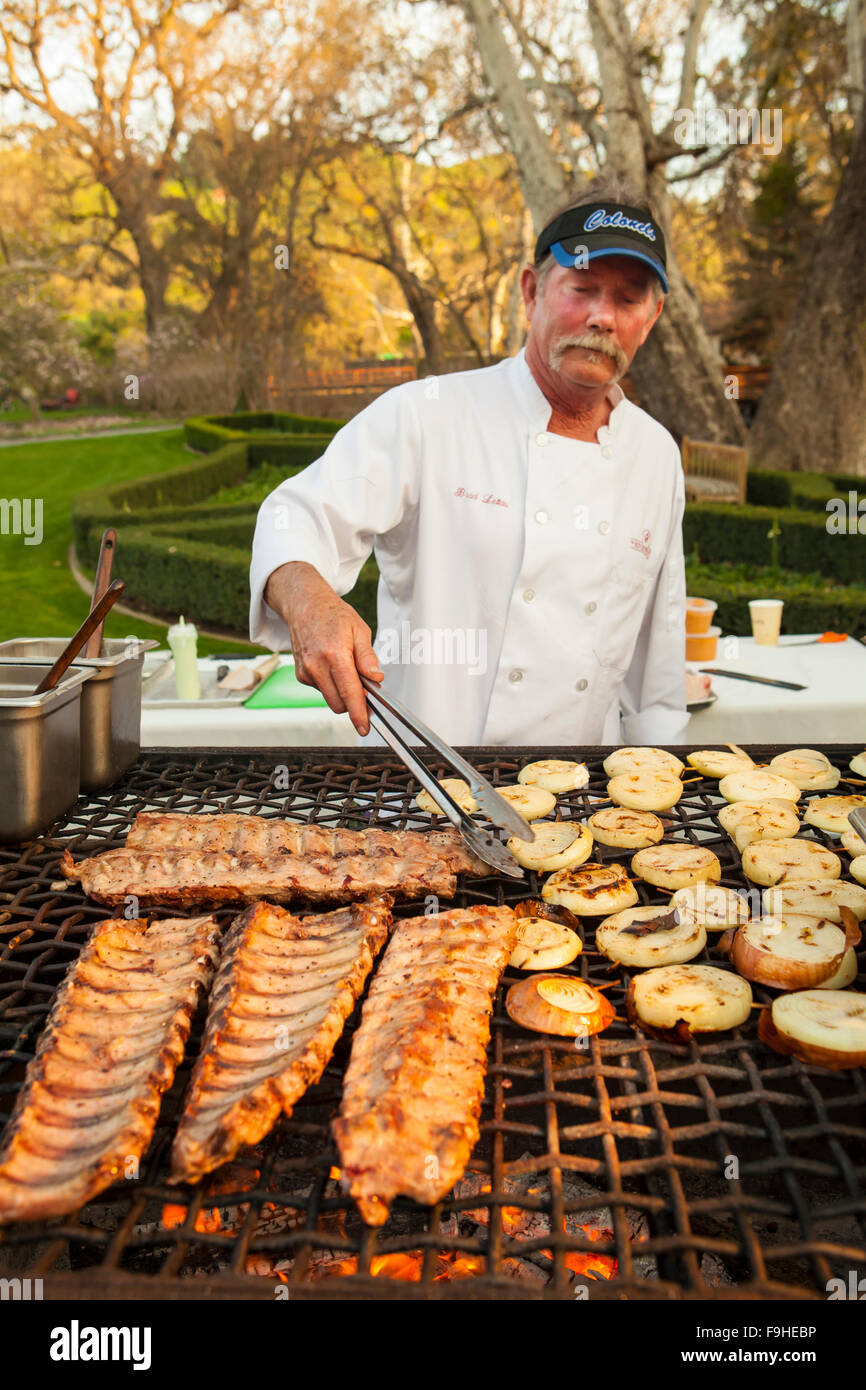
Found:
[141,655,257,708]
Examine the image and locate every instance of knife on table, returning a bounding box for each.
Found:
[699,668,807,691]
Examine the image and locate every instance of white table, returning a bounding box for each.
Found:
[140,655,359,748]
[681,635,866,744]
[139,641,866,750]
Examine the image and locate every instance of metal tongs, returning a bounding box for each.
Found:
[360,675,535,879]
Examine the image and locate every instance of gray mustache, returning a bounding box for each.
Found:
[550,333,629,377]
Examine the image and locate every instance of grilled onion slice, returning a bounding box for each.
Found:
[588,807,664,848]
[506,974,614,1037]
[627,964,752,1037]
[541,861,638,915]
[803,794,866,835]
[596,904,706,968]
[631,844,721,890]
[603,747,685,777]
[850,855,866,886]
[719,770,800,804]
[762,879,866,923]
[494,784,557,821]
[687,749,755,779]
[517,759,589,793]
[416,778,477,815]
[817,947,859,990]
[723,914,847,989]
[509,907,583,970]
[507,820,593,872]
[769,749,841,791]
[740,838,841,886]
[841,828,866,857]
[717,798,800,851]
[758,989,866,1069]
[671,884,751,932]
[849,751,866,778]
[607,771,683,812]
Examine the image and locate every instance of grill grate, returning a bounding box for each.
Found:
[1,745,865,1301]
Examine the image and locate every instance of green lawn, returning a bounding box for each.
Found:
[0,431,266,655]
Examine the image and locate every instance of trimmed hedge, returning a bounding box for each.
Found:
[747,469,861,512]
[684,501,864,584]
[183,411,342,453]
[73,441,251,559]
[685,561,866,636]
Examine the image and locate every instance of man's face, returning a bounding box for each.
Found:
[521,255,664,389]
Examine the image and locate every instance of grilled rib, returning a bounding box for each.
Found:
[126,813,484,876]
[61,849,466,909]
[171,897,392,1183]
[333,905,517,1225]
[60,843,481,909]
[0,916,219,1225]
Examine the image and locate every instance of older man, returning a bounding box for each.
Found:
[250,177,688,744]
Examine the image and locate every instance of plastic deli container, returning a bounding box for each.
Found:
[0,638,157,792]
[686,626,721,662]
[0,665,92,843]
[685,597,718,634]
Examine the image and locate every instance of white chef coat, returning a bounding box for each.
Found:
[249,346,688,746]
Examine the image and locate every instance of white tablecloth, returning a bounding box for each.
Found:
[681,635,866,744]
[140,641,866,750]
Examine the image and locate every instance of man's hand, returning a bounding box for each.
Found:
[264,562,383,735]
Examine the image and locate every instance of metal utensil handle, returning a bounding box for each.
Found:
[83,528,117,658]
[359,673,533,839]
[32,580,126,695]
[365,706,473,834]
[699,668,807,692]
[848,807,866,843]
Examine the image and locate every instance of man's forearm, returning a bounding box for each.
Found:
[264,561,333,623]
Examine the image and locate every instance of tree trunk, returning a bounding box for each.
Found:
[462,0,746,445]
[748,111,866,474]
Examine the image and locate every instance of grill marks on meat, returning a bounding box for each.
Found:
[170,897,392,1184]
[126,813,485,876]
[60,846,468,909]
[0,916,219,1225]
[333,905,517,1226]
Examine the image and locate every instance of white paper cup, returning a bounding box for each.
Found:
[749,599,783,645]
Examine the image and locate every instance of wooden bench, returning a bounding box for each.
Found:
[681,437,748,504]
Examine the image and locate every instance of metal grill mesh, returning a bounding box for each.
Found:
[1,745,865,1301]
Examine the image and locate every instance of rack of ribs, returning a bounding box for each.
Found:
[0,915,219,1225]
[333,904,518,1225]
[60,842,481,909]
[171,896,392,1184]
[125,813,484,875]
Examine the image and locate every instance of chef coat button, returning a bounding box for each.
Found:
[601,445,612,459]
[575,678,588,692]
[585,601,597,614]
[535,432,549,446]
[509,668,524,684]
[535,509,549,525]
[523,588,536,603]
[598,520,610,534]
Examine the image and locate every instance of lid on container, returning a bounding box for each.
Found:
[686,625,721,641]
[0,637,158,668]
[0,664,93,707]
[685,596,717,610]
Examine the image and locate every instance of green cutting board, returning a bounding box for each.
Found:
[244,665,327,709]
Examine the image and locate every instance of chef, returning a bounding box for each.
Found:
[250,179,689,745]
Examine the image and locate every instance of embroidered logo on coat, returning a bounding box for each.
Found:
[454,488,509,508]
[629,528,652,558]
